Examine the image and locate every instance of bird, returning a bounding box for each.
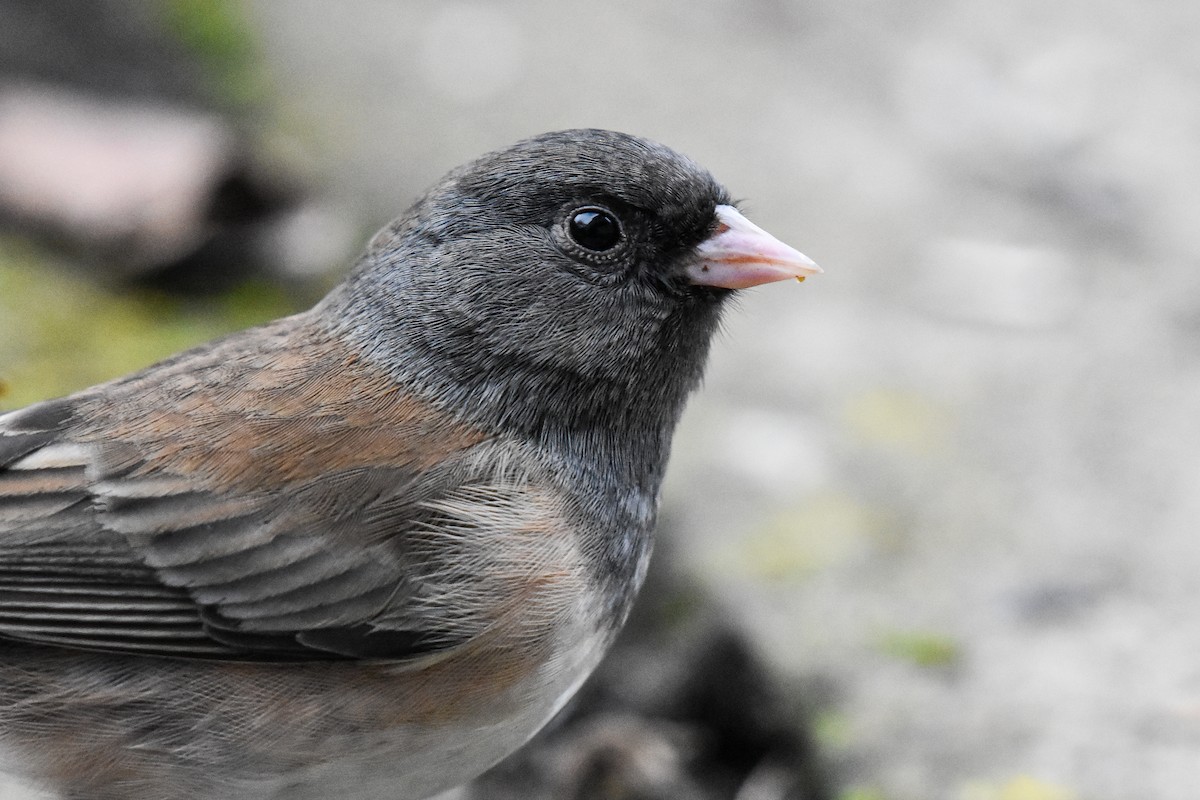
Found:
[0,129,819,800]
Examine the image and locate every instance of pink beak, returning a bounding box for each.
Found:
[686,205,821,289]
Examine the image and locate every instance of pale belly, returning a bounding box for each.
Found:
[0,615,613,800]
[257,630,611,800]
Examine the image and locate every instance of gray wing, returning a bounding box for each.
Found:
[0,338,502,661]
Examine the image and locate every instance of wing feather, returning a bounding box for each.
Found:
[0,320,500,662]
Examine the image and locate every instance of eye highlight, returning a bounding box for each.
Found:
[567,207,622,251]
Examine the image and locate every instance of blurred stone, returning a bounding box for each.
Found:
[0,1,358,293]
[0,82,352,291]
[0,83,237,271]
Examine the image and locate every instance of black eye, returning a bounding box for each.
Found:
[568,207,622,251]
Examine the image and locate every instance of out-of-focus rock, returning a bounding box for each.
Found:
[0,84,235,272]
[0,82,353,291]
[0,1,359,292]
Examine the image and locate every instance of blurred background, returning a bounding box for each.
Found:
[2,2,1199,799]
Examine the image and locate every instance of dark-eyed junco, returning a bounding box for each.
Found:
[0,129,819,800]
